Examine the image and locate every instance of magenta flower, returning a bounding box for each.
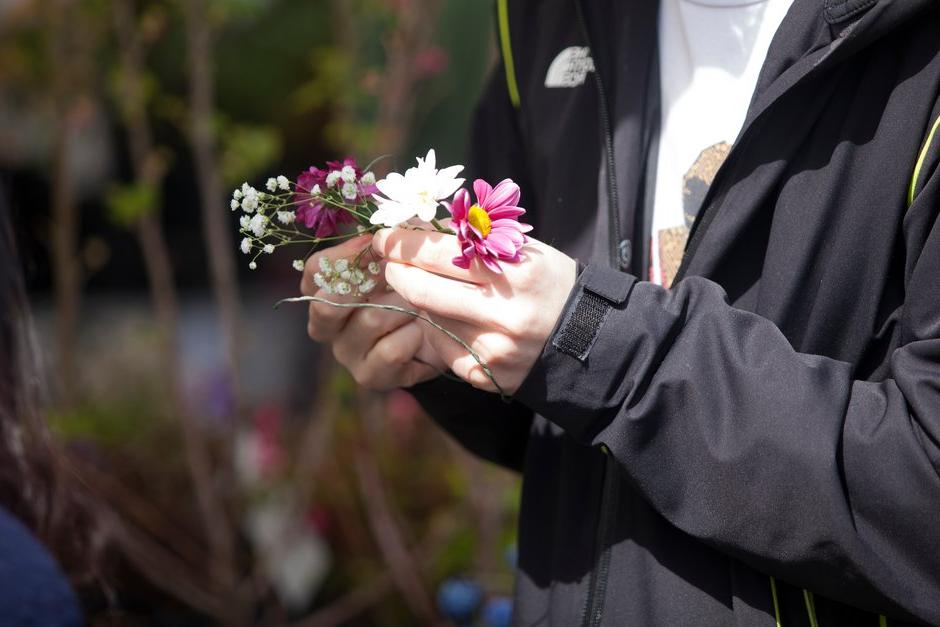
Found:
[294,157,376,237]
[447,179,533,273]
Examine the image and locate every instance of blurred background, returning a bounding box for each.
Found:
[0,0,520,624]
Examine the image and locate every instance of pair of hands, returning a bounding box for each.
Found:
[302,229,577,395]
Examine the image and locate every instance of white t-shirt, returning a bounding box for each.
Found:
[651,0,793,287]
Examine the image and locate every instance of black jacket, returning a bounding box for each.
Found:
[411,0,940,625]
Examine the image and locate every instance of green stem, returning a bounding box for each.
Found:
[430,218,455,235]
[275,295,507,400]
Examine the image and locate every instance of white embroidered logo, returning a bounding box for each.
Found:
[544,46,595,88]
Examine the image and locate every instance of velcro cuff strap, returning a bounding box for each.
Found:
[551,264,635,361]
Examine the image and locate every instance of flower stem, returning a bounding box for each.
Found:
[430,218,455,235]
[275,295,507,399]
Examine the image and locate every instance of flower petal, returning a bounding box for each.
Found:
[485,232,518,257]
[479,254,503,274]
[485,179,520,209]
[487,206,525,220]
[473,179,493,206]
[448,189,470,220]
[434,176,465,201]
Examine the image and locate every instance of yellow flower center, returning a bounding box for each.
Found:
[467,204,492,238]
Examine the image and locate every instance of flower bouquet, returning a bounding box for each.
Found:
[233,149,532,395]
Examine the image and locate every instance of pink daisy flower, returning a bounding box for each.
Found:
[447,178,533,273]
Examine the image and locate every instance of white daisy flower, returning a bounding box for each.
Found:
[335,281,351,295]
[240,215,251,229]
[370,149,464,226]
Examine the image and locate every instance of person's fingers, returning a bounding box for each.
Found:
[352,321,438,390]
[331,291,414,365]
[421,315,499,391]
[302,234,382,342]
[373,228,493,284]
[383,262,502,328]
[306,291,359,342]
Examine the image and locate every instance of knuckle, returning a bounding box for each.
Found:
[331,341,350,367]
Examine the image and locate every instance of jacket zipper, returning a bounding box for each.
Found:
[576,0,621,270]
[574,4,622,624]
[581,448,620,627]
[575,0,623,627]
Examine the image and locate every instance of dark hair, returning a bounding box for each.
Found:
[0,192,101,587]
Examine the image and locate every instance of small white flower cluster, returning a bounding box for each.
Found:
[312,257,381,296]
[233,177,301,271]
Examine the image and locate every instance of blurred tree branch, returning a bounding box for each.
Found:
[110,0,238,609]
[179,0,245,410]
[44,0,90,405]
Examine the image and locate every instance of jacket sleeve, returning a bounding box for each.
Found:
[407,40,536,472]
[515,206,940,622]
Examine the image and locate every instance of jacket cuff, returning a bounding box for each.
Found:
[514,263,649,442]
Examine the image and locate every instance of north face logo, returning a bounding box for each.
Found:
[545,46,595,88]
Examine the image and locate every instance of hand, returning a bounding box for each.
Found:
[301,234,443,390]
[372,229,577,394]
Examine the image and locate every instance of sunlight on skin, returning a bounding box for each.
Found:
[373,228,577,394]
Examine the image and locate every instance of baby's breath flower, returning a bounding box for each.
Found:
[266,177,278,192]
[241,193,259,213]
[231,199,240,211]
[277,175,290,191]
[359,278,376,294]
[276,211,295,225]
[249,261,257,270]
[311,184,321,196]
[240,215,250,229]
[367,261,380,275]
[318,257,331,273]
[233,189,243,201]
[249,214,268,237]
[293,259,305,271]
[263,244,275,254]
[335,281,351,295]
[340,269,351,281]
[313,272,328,289]
[341,165,357,183]
[349,269,365,285]
[326,171,342,188]
[334,258,349,273]
[361,171,376,186]
[342,182,358,200]
[240,238,251,254]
